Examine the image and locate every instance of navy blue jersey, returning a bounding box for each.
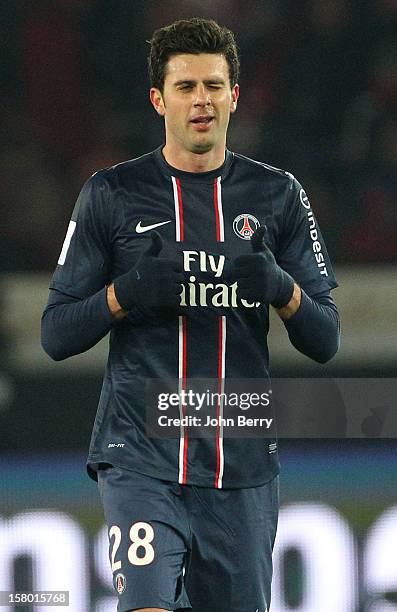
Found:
[49,146,337,488]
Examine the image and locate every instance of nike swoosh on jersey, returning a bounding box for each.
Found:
[135,220,171,233]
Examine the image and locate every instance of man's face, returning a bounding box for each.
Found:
[151,53,239,155]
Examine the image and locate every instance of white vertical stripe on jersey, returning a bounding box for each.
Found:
[171,176,181,242]
[178,315,186,484]
[216,176,225,242]
[216,315,226,488]
[58,220,76,265]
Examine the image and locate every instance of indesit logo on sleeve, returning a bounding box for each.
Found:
[299,189,328,277]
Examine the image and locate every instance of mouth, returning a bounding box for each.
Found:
[190,116,215,131]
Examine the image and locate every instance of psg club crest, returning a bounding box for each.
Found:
[233,214,260,240]
[115,572,126,594]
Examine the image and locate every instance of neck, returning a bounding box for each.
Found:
[162,143,226,173]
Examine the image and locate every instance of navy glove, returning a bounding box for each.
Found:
[113,231,184,314]
[234,226,295,308]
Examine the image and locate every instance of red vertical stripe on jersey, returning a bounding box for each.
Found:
[178,180,186,482]
[176,178,185,242]
[215,316,224,488]
[213,178,221,241]
[181,315,188,484]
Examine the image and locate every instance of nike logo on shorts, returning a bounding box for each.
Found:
[135,220,171,233]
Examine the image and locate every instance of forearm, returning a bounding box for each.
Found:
[106,283,128,319]
[41,288,115,361]
[275,283,301,319]
[281,289,340,363]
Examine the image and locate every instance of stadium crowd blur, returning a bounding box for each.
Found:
[1,0,396,273]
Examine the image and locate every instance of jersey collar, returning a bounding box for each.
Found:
[153,145,234,183]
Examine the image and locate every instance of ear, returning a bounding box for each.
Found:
[150,87,166,116]
[230,83,239,114]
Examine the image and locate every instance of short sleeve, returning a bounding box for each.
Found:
[49,173,112,298]
[275,177,338,295]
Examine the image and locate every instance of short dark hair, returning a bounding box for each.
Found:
[148,17,240,92]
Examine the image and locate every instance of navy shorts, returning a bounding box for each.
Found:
[97,465,279,612]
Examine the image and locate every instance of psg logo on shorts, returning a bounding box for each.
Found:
[233,214,260,240]
[115,572,126,594]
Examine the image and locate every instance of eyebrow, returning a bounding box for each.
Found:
[173,78,226,87]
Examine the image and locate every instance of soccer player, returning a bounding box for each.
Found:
[41,18,340,612]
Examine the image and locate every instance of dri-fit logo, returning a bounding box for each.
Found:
[299,189,328,277]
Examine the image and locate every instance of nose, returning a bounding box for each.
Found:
[193,84,211,107]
